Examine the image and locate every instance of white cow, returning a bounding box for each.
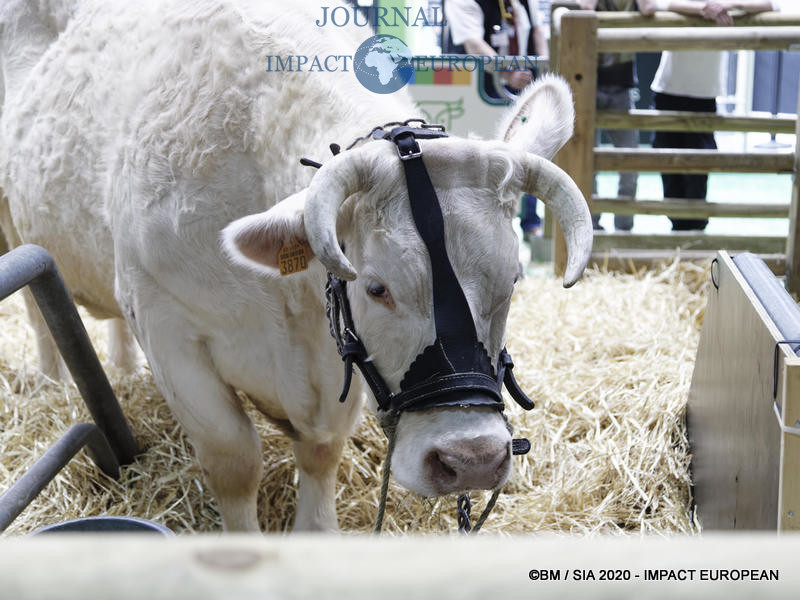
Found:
[0,0,592,531]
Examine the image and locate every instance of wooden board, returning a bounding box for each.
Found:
[0,534,799,598]
[781,363,800,529]
[594,148,795,174]
[596,11,800,28]
[688,251,799,529]
[595,109,796,135]
[593,232,786,254]
[589,250,786,276]
[590,197,788,219]
[597,26,800,52]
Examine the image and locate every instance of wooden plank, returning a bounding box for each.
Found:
[780,361,800,530]
[593,232,786,254]
[553,11,597,280]
[1,534,800,598]
[596,109,796,134]
[591,197,789,219]
[594,147,794,174]
[590,249,785,275]
[785,85,800,294]
[596,11,800,28]
[597,26,800,53]
[688,251,783,529]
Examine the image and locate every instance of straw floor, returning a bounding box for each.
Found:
[0,259,708,536]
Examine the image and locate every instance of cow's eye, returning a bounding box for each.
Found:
[367,283,387,298]
[366,282,394,308]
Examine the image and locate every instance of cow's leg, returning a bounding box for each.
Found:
[107,317,138,371]
[136,317,263,531]
[21,291,69,379]
[0,208,67,379]
[293,437,345,532]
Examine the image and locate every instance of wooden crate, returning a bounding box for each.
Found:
[688,251,800,530]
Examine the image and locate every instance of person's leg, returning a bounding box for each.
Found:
[654,93,716,231]
[667,125,714,230]
[591,88,614,231]
[606,88,638,231]
[520,193,541,238]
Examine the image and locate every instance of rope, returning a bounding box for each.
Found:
[471,487,502,534]
[374,410,400,534]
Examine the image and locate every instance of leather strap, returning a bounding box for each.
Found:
[323,125,535,415]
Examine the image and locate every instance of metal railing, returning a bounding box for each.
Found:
[0,244,139,532]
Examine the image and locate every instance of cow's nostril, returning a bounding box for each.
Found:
[426,450,459,486]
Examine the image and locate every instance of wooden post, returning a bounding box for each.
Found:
[548,3,579,73]
[553,11,597,278]
[544,4,578,241]
[786,83,800,295]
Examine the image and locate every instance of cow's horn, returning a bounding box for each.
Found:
[522,153,593,287]
[303,149,371,280]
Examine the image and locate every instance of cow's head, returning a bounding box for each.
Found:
[223,75,592,497]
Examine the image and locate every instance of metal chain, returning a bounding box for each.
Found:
[344,118,440,151]
[324,275,342,351]
[457,494,472,534]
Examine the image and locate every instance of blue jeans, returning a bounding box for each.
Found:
[593,86,638,231]
[520,194,540,232]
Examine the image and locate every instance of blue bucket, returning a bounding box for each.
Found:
[31,516,174,536]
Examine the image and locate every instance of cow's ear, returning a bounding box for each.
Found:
[495,73,575,161]
[222,189,316,275]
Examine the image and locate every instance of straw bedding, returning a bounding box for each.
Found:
[0,259,708,536]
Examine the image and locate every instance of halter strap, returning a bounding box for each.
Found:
[319,123,535,535]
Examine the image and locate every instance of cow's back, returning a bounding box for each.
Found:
[0,0,141,316]
[1,0,409,318]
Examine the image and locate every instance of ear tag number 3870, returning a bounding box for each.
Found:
[278,238,309,276]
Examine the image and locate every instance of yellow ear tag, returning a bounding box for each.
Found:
[277,238,309,276]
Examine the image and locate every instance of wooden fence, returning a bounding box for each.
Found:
[548,8,800,292]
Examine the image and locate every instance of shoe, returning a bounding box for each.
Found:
[522,226,542,244]
[670,218,708,231]
[614,215,633,231]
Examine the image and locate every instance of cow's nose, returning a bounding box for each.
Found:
[424,436,511,494]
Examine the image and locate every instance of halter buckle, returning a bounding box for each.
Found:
[392,129,423,161]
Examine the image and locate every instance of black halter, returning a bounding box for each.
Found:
[323,123,534,453]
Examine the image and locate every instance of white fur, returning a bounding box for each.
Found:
[496,73,575,160]
[220,190,310,277]
[0,0,579,531]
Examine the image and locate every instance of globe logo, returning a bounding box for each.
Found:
[353,34,414,94]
